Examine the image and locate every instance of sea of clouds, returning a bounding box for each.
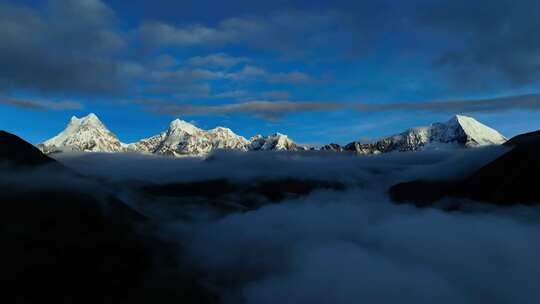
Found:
[51,147,540,304]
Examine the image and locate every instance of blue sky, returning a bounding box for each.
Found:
[2,0,540,144]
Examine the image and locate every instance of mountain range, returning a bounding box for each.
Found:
[37,113,507,156]
[321,115,507,154]
[37,113,306,156]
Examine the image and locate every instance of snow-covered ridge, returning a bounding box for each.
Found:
[340,115,507,154]
[38,113,506,157]
[249,133,306,151]
[142,119,250,156]
[38,114,302,156]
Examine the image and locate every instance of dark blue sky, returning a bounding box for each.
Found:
[2,0,540,144]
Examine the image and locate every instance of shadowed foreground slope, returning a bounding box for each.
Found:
[0,131,217,303]
[389,130,540,206]
[0,130,57,167]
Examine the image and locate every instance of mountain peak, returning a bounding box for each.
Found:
[39,113,124,154]
[150,119,249,156]
[72,112,99,121]
[69,113,102,127]
[453,113,471,119]
[169,119,201,135]
[449,114,477,126]
[209,126,233,133]
[447,114,507,146]
[249,133,304,151]
[84,113,99,121]
[345,114,506,154]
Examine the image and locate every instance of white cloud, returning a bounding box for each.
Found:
[54,148,540,304]
[139,21,237,46]
[187,53,250,68]
[137,11,343,55]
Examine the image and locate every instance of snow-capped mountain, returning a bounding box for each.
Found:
[320,143,344,152]
[125,132,167,154]
[343,115,507,154]
[39,114,303,156]
[38,113,126,154]
[249,133,306,151]
[208,127,250,151]
[137,119,248,156]
[129,119,249,156]
[38,113,505,157]
[152,119,214,156]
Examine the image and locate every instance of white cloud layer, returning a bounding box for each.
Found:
[52,147,539,304]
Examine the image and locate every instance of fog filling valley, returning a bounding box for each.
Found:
[48,148,540,303]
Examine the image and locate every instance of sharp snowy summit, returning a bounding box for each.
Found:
[336,115,507,154]
[249,133,306,151]
[38,113,125,154]
[38,114,506,157]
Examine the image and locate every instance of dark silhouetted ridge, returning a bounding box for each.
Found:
[504,130,540,146]
[390,129,540,206]
[0,131,217,303]
[0,130,56,167]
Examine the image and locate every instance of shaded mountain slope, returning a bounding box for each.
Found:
[0,130,57,167]
[504,130,540,146]
[389,129,540,206]
[0,131,217,303]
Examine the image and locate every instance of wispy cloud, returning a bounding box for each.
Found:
[260,91,292,100]
[355,93,540,113]
[142,92,540,121]
[143,65,314,95]
[146,100,343,120]
[139,21,237,47]
[225,66,314,84]
[187,53,250,68]
[0,96,83,111]
[137,11,343,55]
[210,90,291,102]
